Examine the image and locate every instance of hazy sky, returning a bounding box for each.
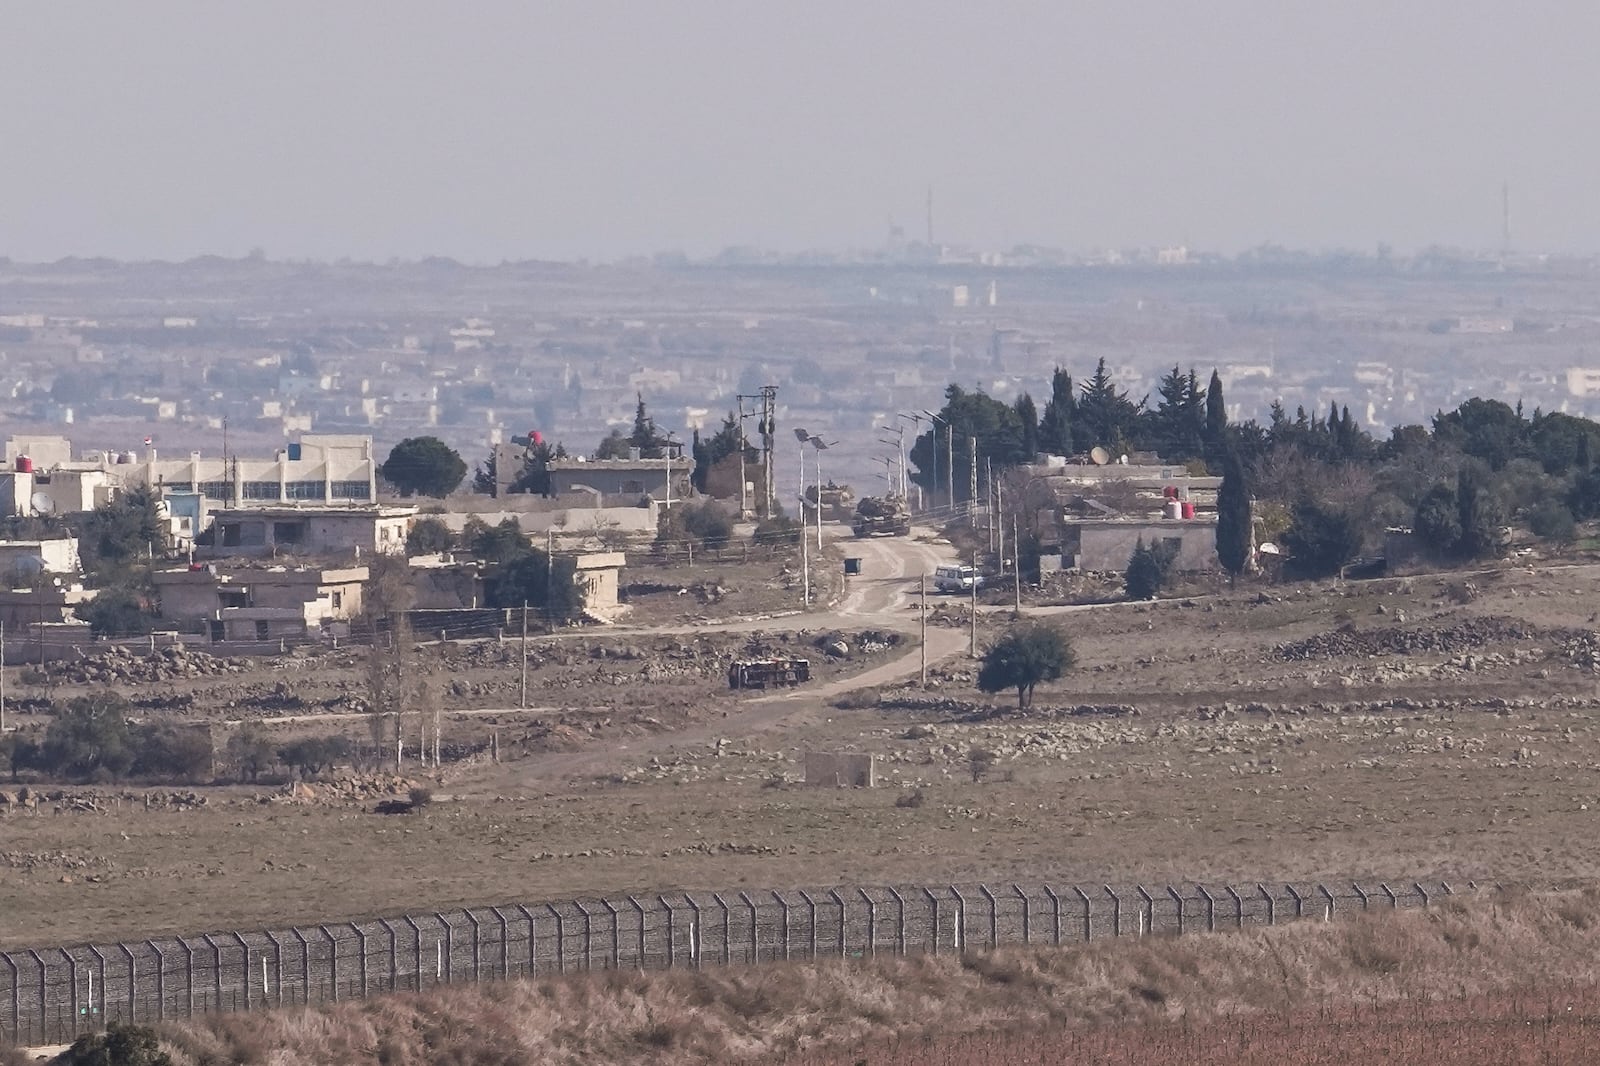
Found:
[1,1,1595,262]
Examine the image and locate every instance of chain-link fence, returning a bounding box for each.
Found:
[1,878,1470,1047]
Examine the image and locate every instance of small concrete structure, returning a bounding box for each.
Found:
[573,552,625,618]
[804,752,876,788]
[154,564,367,639]
[1066,517,1220,573]
[206,505,414,559]
[0,538,81,578]
[547,457,689,503]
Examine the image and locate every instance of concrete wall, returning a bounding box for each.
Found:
[1073,520,1219,572]
[0,539,80,575]
[803,752,876,787]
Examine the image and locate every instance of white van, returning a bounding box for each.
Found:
[933,564,982,593]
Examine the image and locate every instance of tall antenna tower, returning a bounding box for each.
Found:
[1501,180,1511,257]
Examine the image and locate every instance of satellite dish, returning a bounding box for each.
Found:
[1089,446,1110,466]
[30,493,54,515]
[1259,542,1282,556]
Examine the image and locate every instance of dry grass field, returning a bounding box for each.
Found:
[3,560,1600,949]
[113,887,1600,1065]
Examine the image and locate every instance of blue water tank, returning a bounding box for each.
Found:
[287,442,302,461]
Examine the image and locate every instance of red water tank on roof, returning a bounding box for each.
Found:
[15,456,33,473]
[1163,485,1178,500]
[1181,501,1197,520]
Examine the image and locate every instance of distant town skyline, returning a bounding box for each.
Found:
[3,1,1597,264]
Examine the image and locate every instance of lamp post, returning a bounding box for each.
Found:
[807,437,835,553]
[923,410,954,514]
[897,412,925,511]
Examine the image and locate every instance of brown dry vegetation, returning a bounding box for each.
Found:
[133,888,1600,1066]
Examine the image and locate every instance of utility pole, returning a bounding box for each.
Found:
[969,549,979,658]
[1,619,6,734]
[996,480,1005,568]
[1013,515,1022,614]
[801,520,811,607]
[919,573,928,686]
[736,395,748,519]
[968,435,978,526]
[987,458,996,552]
[761,384,777,517]
[519,601,529,709]
[947,424,955,513]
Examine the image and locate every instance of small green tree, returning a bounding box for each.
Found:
[405,516,455,556]
[1529,499,1577,542]
[380,437,467,497]
[1413,483,1463,557]
[226,725,278,782]
[1281,500,1364,579]
[483,549,584,623]
[75,587,155,637]
[976,623,1076,710]
[39,693,138,781]
[1124,538,1163,600]
[683,500,735,549]
[135,726,213,782]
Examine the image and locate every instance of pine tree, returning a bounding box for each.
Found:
[1014,393,1039,460]
[1038,367,1076,456]
[1215,446,1252,584]
[1205,370,1228,444]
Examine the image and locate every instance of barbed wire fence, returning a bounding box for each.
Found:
[0,878,1474,1048]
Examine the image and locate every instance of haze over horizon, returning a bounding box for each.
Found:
[2,1,1595,264]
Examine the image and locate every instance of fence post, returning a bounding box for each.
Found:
[738,892,759,964]
[1225,885,1243,929]
[600,900,621,970]
[921,887,939,955]
[289,928,310,998]
[886,887,907,955]
[1104,886,1122,937]
[489,909,509,978]
[117,944,135,1024]
[859,889,877,957]
[399,918,423,989]
[1441,882,1455,897]
[627,889,646,966]
[799,891,819,958]
[1285,884,1304,921]
[1317,884,1335,922]
[1012,885,1032,945]
[347,923,368,996]
[87,945,106,1028]
[545,904,566,974]
[461,911,481,981]
[949,886,967,952]
[683,896,702,968]
[1195,886,1215,932]
[60,950,78,1038]
[712,894,732,965]
[200,935,222,1014]
[572,903,593,972]
[377,921,399,991]
[1135,886,1155,937]
[227,933,250,1010]
[828,889,847,957]
[178,938,195,1015]
[627,897,645,970]
[25,952,45,1046]
[978,884,998,948]
[658,896,675,969]
[1068,886,1087,943]
[3,952,16,1044]
[1352,882,1369,911]
[317,926,337,1002]
[148,941,165,1020]
[1415,883,1430,910]
[1380,883,1398,910]
[1167,885,1185,935]
[772,891,792,961]
[1257,885,1275,926]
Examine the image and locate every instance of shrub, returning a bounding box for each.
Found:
[683,500,735,549]
[57,1023,173,1066]
[968,747,997,783]
[1529,499,1577,542]
[895,788,927,808]
[75,587,155,637]
[976,624,1076,709]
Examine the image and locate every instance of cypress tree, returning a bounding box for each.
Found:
[1204,370,1227,444]
[1215,446,1252,584]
